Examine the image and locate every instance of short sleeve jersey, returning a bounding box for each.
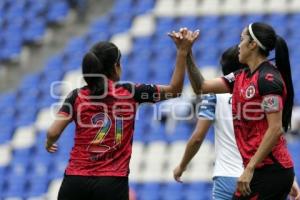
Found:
[198,94,244,177]
[222,61,293,169]
[58,80,160,177]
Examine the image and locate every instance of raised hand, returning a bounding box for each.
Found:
[179,28,200,52]
[168,30,183,49]
[168,28,200,51]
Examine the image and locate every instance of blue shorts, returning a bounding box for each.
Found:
[212,176,238,200]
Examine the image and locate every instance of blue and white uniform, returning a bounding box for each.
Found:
[198,93,243,200]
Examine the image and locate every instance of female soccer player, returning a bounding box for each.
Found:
[45,30,199,200]
[173,45,245,200]
[175,23,295,199]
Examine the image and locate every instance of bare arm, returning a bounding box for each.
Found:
[247,111,283,169]
[46,114,71,153]
[174,118,212,182]
[186,52,204,94]
[158,49,188,100]
[157,30,200,101]
[186,52,230,94]
[237,111,284,196]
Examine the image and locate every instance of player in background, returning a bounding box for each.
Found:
[173,45,245,200]
[45,30,199,200]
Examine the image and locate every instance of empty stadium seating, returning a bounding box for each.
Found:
[0,0,299,199]
[0,0,70,62]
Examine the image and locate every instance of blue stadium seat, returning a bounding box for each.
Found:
[26,178,48,198]
[177,17,199,30]
[44,54,66,72]
[63,54,82,71]
[110,13,133,34]
[47,1,69,23]
[8,161,29,179]
[156,17,176,33]
[89,16,111,34]
[243,14,265,26]
[0,126,13,144]
[133,0,155,15]
[0,114,15,130]
[19,73,42,91]
[0,36,22,61]
[138,182,161,200]
[198,16,220,30]
[167,123,191,143]
[43,68,64,83]
[267,14,287,27]
[132,36,153,52]
[64,36,88,54]
[145,124,166,143]
[49,156,68,179]
[0,92,17,106]
[28,160,49,179]
[2,175,27,198]
[26,0,48,15]
[0,167,6,197]
[160,183,184,200]
[184,182,213,200]
[24,18,46,43]
[5,3,25,20]
[37,94,57,109]
[86,31,111,47]
[111,0,133,15]
[1,1,300,199]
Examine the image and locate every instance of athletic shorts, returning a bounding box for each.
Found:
[58,175,129,200]
[232,166,294,200]
[213,176,238,200]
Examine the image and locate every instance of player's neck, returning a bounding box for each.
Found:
[247,55,267,73]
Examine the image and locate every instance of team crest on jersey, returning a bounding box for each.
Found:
[245,84,256,99]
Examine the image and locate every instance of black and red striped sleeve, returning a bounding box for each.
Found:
[133,84,160,103]
[117,83,160,103]
[58,89,78,118]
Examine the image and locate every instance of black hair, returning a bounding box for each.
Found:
[82,41,121,96]
[247,22,294,131]
[247,22,276,57]
[220,45,247,75]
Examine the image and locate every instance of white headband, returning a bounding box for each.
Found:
[248,23,267,51]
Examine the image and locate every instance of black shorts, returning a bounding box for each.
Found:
[58,175,129,200]
[232,166,294,200]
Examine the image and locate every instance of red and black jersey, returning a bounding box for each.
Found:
[222,61,293,169]
[58,79,160,177]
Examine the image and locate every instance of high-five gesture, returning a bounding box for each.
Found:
[168,27,200,52]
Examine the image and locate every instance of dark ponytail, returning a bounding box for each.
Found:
[82,41,121,97]
[275,35,294,132]
[248,22,294,131]
[82,51,105,96]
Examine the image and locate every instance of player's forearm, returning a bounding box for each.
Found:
[46,129,60,146]
[247,126,282,170]
[46,118,69,146]
[186,52,204,95]
[179,135,204,170]
[163,49,188,99]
